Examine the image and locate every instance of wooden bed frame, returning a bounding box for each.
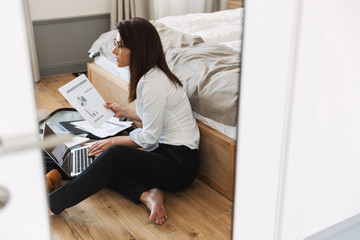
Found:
[227,0,243,9]
[87,62,236,200]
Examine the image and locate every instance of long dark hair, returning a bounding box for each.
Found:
[115,17,182,103]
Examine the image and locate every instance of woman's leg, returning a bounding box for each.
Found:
[49,145,150,214]
[105,144,199,225]
[49,144,170,214]
[105,144,198,202]
[49,144,198,221]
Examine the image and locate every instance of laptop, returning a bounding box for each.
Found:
[42,124,95,178]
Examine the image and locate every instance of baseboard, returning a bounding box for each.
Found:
[39,59,92,77]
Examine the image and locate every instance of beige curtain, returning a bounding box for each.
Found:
[110,0,147,29]
[152,0,225,19]
[24,0,40,82]
[110,0,227,28]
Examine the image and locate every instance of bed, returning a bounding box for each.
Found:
[87,7,243,200]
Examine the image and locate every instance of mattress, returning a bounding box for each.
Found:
[94,55,130,84]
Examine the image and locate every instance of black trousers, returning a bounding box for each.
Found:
[49,144,199,214]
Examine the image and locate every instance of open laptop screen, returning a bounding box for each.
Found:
[42,124,72,174]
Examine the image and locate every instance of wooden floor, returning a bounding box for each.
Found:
[35,73,233,240]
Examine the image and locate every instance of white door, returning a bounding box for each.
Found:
[233,0,360,239]
[279,0,360,238]
[0,1,50,239]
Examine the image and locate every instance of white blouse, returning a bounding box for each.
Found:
[129,66,200,151]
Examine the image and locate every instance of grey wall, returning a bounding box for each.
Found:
[33,14,110,77]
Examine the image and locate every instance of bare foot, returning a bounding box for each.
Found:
[140,188,168,225]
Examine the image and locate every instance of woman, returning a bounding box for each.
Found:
[47,17,200,225]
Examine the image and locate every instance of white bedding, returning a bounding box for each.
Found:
[90,8,243,139]
[156,8,243,44]
[219,40,242,53]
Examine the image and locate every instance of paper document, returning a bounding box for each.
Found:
[71,117,133,139]
[58,74,113,128]
[64,136,90,148]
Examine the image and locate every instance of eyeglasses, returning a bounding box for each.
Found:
[114,39,124,49]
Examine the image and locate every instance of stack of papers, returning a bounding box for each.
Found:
[58,74,133,139]
[71,117,133,139]
[58,74,114,128]
[64,135,90,148]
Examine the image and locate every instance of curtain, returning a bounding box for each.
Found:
[152,0,226,19]
[110,0,227,27]
[110,0,144,29]
[24,0,40,83]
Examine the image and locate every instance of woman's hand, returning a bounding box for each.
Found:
[87,138,115,156]
[105,101,142,122]
[105,102,126,118]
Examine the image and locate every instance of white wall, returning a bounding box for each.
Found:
[233,0,360,239]
[280,0,360,238]
[28,0,111,20]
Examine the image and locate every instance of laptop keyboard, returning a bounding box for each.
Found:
[73,147,95,174]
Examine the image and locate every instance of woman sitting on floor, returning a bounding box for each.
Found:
[46,17,200,225]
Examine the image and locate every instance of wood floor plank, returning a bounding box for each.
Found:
[96,188,178,240]
[67,206,135,240]
[162,231,191,240]
[49,212,84,240]
[166,192,231,240]
[64,194,104,218]
[35,74,73,114]
[182,178,232,217]
[215,211,233,231]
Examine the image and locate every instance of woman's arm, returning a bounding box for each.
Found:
[128,81,166,151]
[105,102,141,122]
[87,102,142,156]
[87,135,140,156]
